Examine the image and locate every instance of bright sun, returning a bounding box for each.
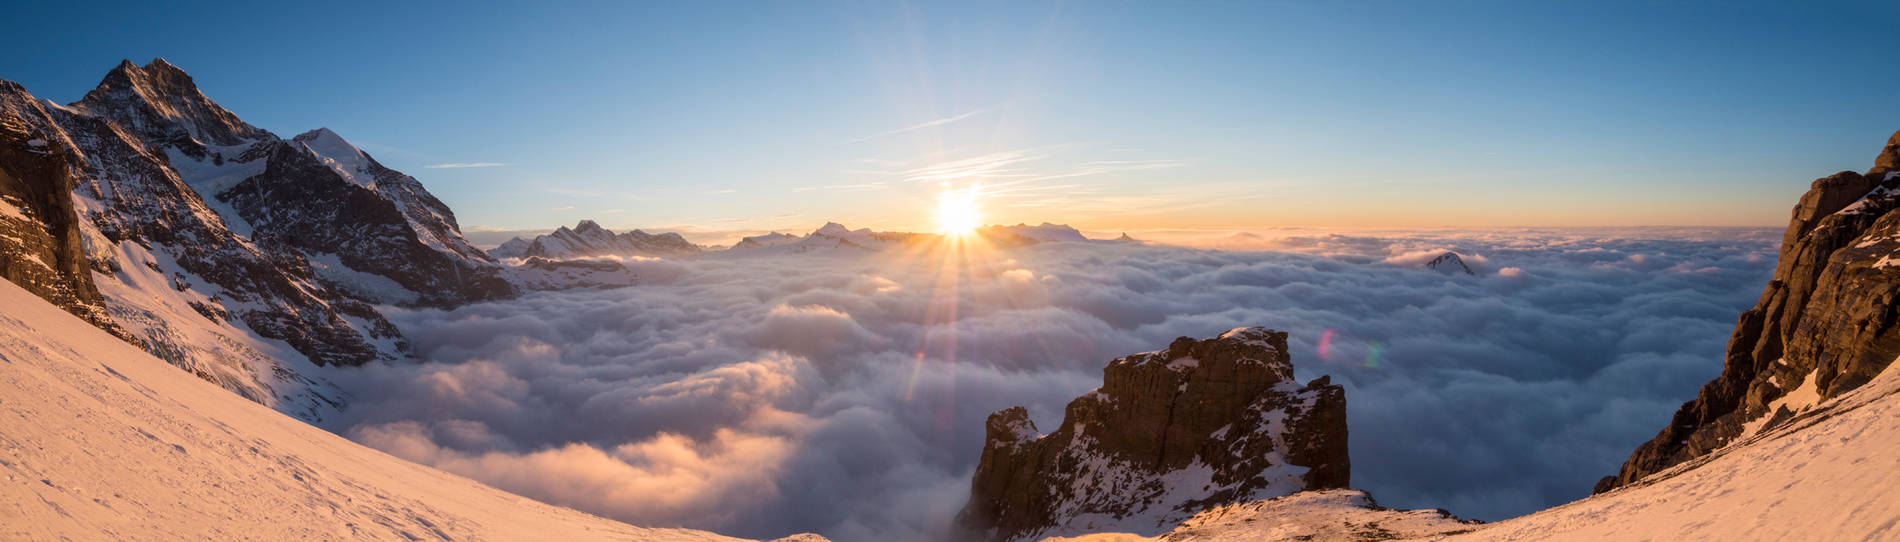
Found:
[935,190,982,236]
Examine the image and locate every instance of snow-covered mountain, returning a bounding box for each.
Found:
[0,278,824,542]
[720,221,1071,256]
[0,59,515,420]
[491,219,700,260]
[724,222,935,254]
[981,222,1091,243]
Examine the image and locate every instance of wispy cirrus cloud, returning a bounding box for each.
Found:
[424,162,513,169]
[847,106,1002,144]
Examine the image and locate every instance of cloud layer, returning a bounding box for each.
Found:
[325,229,1778,541]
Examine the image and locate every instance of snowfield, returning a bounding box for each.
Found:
[0,280,819,542]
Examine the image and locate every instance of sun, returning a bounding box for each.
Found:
[934,190,983,236]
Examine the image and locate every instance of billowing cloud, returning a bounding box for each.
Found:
[324,228,1778,541]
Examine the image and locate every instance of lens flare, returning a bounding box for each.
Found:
[1365,341,1384,368]
[1318,329,1335,361]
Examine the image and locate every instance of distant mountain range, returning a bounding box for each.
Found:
[491,220,1119,260]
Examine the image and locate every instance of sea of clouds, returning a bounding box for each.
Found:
[324,227,1779,541]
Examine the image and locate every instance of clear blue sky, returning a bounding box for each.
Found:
[4,1,1897,239]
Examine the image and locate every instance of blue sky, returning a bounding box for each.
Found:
[4,1,1897,239]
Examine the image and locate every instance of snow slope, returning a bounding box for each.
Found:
[1051,355,1900,542]
[0,280,818,542]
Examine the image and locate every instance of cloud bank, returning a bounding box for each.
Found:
[326,228,1777,541]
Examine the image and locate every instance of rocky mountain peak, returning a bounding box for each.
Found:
[1875,128,1900,174]
[490,220,700,260]
[1425,251,1475,275]
[1597,127,1900,493]
[813,221,853,237]
[75,58,267,153]
[957,327,1349,541]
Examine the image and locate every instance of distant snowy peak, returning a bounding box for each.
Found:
[724,222,926,254]
[290,128,377,188]
[984,222,1090,243]
[492,220,700,260]
[730,232,802,250]
[1425,251,1476,275]
[723,221,1086,255]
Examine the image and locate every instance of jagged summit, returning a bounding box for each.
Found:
[73,58,267,153]
[956,327,1349,541]
[492,219,699,260]
[1425,251,1475,275]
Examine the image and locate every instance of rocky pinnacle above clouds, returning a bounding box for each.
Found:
[956,327,1349,541]
[1596,129,1900,493]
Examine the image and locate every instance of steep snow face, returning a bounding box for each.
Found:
[291,127,378,188]
[0,280,819,542]
[1453,356,1900,541]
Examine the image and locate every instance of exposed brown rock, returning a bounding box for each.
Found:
[956,327,1349,541]
[1596,129,1900,493]
[0,81,131,340]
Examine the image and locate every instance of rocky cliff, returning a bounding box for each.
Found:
[955,327,1349,542]
[0,81,128,339]
[1596,129,1900,493]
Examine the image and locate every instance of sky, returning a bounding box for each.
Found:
[3,1,1898,238]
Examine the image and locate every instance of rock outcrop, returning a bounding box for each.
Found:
[1425,251,1475,275]
[956,327,1349,542]
[0,81,128,339]
[491,219,699,260]
[1596,129,1900,493]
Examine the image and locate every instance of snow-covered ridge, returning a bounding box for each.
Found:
[0,279,825,542]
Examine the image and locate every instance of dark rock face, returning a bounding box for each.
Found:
[1425,252,1475,275]
[491,219,700,260]
[222,133,514,307]
[956,327,1349,541]
[72,59,271,157]
[0,81,130,339]
[1596,129,1900,493]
